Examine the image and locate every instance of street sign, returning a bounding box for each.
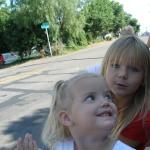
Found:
[41,22,49,29]
[41,22,52,56]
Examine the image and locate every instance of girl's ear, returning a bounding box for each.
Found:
[59,111,72,126]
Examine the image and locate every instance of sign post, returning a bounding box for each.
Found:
[41,22,52,56]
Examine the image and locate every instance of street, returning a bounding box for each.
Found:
[0,37,149,150]
[0,40,113,149]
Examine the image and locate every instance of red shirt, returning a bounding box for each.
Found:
[121,112,150,150]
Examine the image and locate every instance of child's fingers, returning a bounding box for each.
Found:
[16,133,38,150]
[28,134,36,150]
[33,140,38,150]
[24,133,31,150]
[16,138,23,150]
[23,133,37,150]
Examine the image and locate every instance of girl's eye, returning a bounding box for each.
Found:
[111,64,120,68]
[104,91,113,101]
[84,95,95,102]
[129,66,141,72]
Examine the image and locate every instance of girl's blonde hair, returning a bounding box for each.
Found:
[102,35,150,135]
[147,36,150,48]
[42,73,102,149]
[120,25,134,37]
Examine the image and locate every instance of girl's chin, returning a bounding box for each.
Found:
[113,90,129,97]
[97,121,116,130]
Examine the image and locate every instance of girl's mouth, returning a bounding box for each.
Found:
[115,83,128,87]
[96,110,113,117]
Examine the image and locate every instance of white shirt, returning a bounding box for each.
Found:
[86,64,101,75]
[56,140,73,150]
[56,139,136,150]
[113,140,136,150]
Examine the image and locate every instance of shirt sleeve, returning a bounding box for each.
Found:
[121,117,146,142]
[56,139,74,150]
[86,64,102,75]
[121,113,150,145]
[113,140,136,150]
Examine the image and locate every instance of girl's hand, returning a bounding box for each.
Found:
[16,133,38,150]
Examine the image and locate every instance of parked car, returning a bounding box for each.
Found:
[0,54,4,64]
[0,52,20,65]
[104,33,113,41]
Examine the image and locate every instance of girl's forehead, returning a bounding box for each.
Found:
[109,50,144,68]
[71,76,108,91]
[69,76,111,102]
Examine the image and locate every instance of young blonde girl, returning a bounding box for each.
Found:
[42,73,118,150]
[88,35,150,150]
[16,73,135,150]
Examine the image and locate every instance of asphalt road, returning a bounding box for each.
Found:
[0,37,149,150]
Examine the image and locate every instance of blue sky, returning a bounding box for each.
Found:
[115,0,150,33]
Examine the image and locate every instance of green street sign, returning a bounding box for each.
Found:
[41,22,49,29]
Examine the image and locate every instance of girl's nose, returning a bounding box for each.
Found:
[118,67,128,79]
[99,99,111,108]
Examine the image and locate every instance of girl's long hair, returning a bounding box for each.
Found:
[42,80,72,150]
[101,35,150,135]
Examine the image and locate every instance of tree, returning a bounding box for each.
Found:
[12,0,87,47]
[0,1,11,53]
[2,0,47,56]
[44,0,87,46]
[128,18,140,33]
[111,1,126,36]
[1,0,140,56]
[0,0,6,6]
[84,0,114,40]
[123,13,140,33]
